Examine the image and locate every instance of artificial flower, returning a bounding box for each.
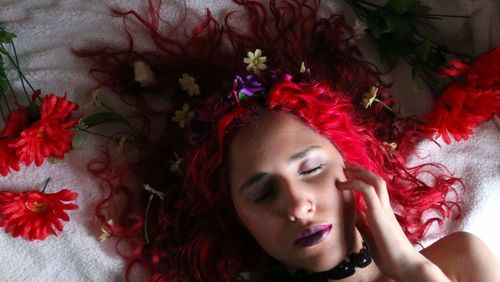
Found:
[422,83,497,144]
[178,73,200,96]
[300,62,306,73]
[440,46,499,89]
[143,184,166,200]
[423,47,499,144]
[0,108,29,138]
[98,219,114,243]
[169,153,183,175]
[171,103,194,128]
[361,86,379,108]
[234,75,265,100]
[9,94,79,166]
[353,19,367,41]
[116,135,128,154]
[0,140,20,176]
[133,60,155,87]
[0,189,78,241]
[244,49,267,73]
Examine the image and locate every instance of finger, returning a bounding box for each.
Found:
[336,179,383,215]
[345,164,391,210]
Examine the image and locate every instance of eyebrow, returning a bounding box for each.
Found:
[238,145,320,194]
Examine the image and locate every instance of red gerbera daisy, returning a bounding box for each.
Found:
[9,94,80,166]
[0,189,78,241]
[0,140,20,176]
[423,47,500,144]
[0,108,29,175]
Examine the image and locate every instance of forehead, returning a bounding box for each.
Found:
[228,111,332,178]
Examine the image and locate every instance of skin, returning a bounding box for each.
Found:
[228,110,500,281]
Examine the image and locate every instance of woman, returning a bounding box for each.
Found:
[76,0,500,281]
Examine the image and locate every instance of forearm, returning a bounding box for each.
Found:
[397,260,451,282]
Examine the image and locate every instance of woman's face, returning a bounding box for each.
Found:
[229,111,357,271]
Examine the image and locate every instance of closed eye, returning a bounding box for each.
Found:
[298,164,325,176]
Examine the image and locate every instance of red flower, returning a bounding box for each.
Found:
[423,47,500,144]
[0,189,78,241]
[0,108,29,138]
[0,108,29,176]
[9,94,79,166]
[0,140,20,176]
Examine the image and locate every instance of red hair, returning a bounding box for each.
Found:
[73,0,461,281]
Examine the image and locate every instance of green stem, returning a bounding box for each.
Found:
[144,194,154,244]
[0,100,6,121]
[374,98,394,113]
[7,53,35,101]
[8,41,31,101]
[41,177,51,193]
[424,14,471,19]
[5,76,19,105]
[356,0,381,9]
[80,128,115,139]
[1,90,11,113]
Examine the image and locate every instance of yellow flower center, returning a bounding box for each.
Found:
[25,200,47,213]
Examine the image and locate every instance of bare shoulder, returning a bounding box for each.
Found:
[420,231,500,282]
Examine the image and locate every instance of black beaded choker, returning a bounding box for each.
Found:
[292,241,372,281]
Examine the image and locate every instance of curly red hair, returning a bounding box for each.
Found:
[73,0,461,281]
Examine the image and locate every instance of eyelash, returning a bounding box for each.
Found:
[253,164,326,203]
[299,164,325,176]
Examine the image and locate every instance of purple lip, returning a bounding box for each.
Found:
[294,224,332,247]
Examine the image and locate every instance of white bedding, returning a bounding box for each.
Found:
[0,0,498,281]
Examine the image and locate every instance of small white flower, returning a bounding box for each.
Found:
[98,219,114,243]
[300,61,306,73]
[353,19,367,41]
[361,86,379,108]
[178,73,201,96]
[243,49,267,73]
[143,184,166,200]
[116,136,128,154]
[170,152,183,175]
[172,103,194,128]
[133,60,155,87]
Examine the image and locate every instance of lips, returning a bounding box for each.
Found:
[294,224,332,247]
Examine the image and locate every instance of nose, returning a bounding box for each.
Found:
[281,179,315,221]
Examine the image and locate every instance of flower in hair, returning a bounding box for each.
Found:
[361,86,379,108]
[133,60,155,87]
[243,49,267,73]
[143,184,166,200]
[169,153,183,175]
[235,75,266,101]
[353,19,367,41]
[300,62,307,73]
[178,73,200,96]
[0,188,78,241]
[98,219,114,243]
[172,103,194,128]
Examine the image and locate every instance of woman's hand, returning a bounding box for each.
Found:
[336,164,450,282]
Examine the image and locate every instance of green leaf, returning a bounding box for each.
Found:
[82,111,133,130]
[366,12,388,39]
[386,0,417,14]
[0,29,16,44]
[416,38,432,61]
[383,14,412,38]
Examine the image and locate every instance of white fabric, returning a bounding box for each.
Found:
[0,0,498,281]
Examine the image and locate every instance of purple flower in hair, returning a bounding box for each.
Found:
[234,75,266,101]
